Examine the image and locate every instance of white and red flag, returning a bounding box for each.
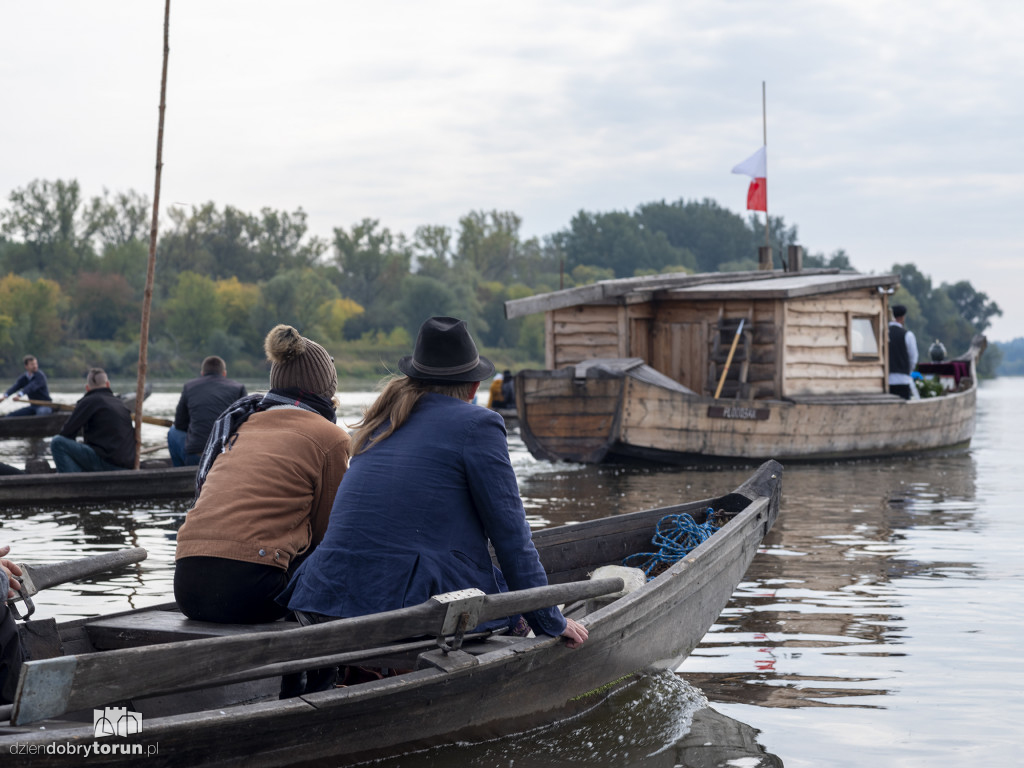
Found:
[731,146,767,212]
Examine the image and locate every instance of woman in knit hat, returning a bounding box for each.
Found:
[280,317,587,660]
[174,325,351,624]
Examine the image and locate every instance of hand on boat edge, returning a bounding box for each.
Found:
[1,544,24,601]
[561,618,588,649]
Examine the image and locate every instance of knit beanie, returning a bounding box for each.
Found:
[264,325,338,400]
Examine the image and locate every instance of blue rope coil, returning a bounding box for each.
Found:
[623,508,721,580]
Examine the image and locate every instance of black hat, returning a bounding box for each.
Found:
[892,304,908,318]
[398,317,495,383]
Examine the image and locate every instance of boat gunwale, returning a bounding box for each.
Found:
[0,462,783,764]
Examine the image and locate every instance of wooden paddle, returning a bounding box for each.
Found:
[22,398,173,427]
[713,318,745,399]
[11,576,625,725]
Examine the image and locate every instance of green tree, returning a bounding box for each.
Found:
[98,239,150,295]
[0,179,100,282]
[943,280,1001,334]
[635,199,743,273]
[412,224,454,279]
[250,207,328,273]
[330,219,411,337]
[87,188,151,248]
[804,248,854,270]
[158,203,325,285]
[71,272,137,340]
[747,214,799,270]
[214,277,263,356]
[258,267,342,339]
[455,210,523,283]
[0,274,66,364]
[890,262,1001,369]
[163,271,224,352]
[558,208,696,278]
[319,298,365,343]
[398,274,458,338]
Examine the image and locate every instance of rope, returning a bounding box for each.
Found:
[623,509,726,580]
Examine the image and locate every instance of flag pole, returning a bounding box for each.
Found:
[762,81,769,252]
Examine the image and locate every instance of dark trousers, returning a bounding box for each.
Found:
[174,556,291,623]
[889,384,912,400]
[0,605,24,704]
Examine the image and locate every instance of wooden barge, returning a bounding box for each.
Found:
[506,269,984,464]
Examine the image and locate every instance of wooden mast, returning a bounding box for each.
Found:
[133,0,171,468]
[762,80,769,250]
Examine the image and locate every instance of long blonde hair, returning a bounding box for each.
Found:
[349,375,475,455]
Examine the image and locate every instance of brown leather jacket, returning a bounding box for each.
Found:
[175,408,350,570]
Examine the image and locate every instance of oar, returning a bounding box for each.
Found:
[11,576,625,725]
[22,398,172,427]
[713,318,745,400]
[8,548,148,620]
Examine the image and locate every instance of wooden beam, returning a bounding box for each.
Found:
[12,577,624,725]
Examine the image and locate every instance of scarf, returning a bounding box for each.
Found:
[194,388,337,497]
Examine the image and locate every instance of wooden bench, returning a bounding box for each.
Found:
[84,608,296,651]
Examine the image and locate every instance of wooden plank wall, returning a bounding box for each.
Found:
[783,291,885,396]
[549,299,779,398]
[648,300,779,398]
[550,305,623,368]
[546,290,885,398]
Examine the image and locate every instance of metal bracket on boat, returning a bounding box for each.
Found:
[8,593,35,620]
[431,588,486,653]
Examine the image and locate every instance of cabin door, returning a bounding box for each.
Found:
[652,322,705,392]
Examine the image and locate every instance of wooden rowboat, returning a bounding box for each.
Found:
[0,411,71,440]
[0,386,156,440]
[0,460,782,766]
[506,269,986,464]
[0,463,197,505]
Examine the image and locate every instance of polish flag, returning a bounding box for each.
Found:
[731,146,767,212]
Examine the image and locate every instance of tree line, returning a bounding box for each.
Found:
[0,178,1003,380]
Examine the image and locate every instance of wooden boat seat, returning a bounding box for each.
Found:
[84,608,296,651]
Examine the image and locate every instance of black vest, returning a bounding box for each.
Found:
[889,323,910,375]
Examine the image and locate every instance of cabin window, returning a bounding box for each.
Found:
[848,315,880,359]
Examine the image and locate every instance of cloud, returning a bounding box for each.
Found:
[1,0,1021,340]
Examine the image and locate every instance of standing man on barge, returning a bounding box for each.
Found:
[888,304,918,400]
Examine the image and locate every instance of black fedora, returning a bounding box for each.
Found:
[398,317,495,383]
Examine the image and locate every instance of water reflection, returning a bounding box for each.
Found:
[364,672,781,768]
[681,453,979,713]
[3,381,1021,766]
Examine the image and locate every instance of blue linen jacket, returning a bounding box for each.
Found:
[4,370,51,401]
[282,392,567,638]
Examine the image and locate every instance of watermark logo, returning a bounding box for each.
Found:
[93,706,143,738]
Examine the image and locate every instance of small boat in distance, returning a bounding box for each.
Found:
[506,268,984,464]
[0,462,197,505]
[0,411,70,440]
[1,461,782,765]
[0,384,155,440]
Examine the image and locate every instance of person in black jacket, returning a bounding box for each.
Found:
[0,544,25,705]
[0,355,53,417]
[50,368,135,473]
[167,356,248,466]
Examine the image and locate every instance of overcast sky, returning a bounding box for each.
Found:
[2,1,1021,342]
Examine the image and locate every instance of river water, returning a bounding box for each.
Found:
[2,377,1022,767]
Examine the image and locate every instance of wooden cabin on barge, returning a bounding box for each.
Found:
[505,269,984,464]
